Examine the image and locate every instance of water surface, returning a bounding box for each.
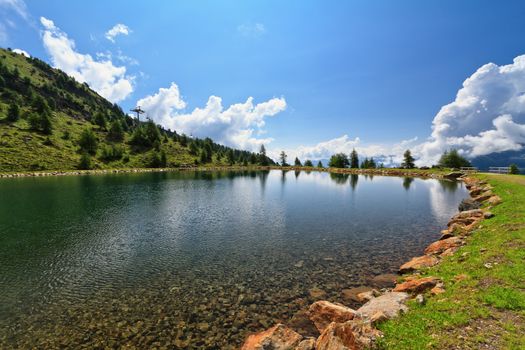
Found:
[0,170,467,348]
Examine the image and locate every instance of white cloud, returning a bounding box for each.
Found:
[237,22,266,38]
[418,54,525,164]
[105,23,131,43]
[137,83,286,150]
[13,48,29,57]
[0,0,28,20]
[40,17,134,102]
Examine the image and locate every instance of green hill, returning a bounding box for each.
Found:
[0,48,274,172]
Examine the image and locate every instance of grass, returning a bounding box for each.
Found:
[376,174,525,349]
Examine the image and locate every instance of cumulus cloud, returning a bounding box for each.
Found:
[13,48,29,57]
[40,17,133,102]
[137,83,286,150]
[105,23,131,43]
[418,54,525,164]
[237,22,266,37]
[270,135,419,166]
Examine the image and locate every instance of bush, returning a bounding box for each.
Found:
[7,103,20,122]
[78,153,92,170]
[509,164,520,175]
[100,144,124,161]
[438,149,471,168]
[78,128,98,155]
[329,153,349,168]
[108,119,124,141]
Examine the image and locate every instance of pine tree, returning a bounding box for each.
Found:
[108,119,124,141]
[93,112,107,130]
[294,157,302,166]
[438,149,471,168]
[401,149,415,169]
[509,164,520,174]
[279,151,288,166]
[78,128,98,155]
[304,160,313,167]
[259,145,269,166]
[7,103,20,122]
[317,160,324,168]
[350,149,359,168]
[329,153,349,168]
[78,153,92,170]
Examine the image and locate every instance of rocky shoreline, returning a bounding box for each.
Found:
[0,166,454,179]
[239,175,501,350]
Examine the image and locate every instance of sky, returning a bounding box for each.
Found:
[2,0,525,164]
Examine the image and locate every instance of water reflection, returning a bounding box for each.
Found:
[403,177,414,190]
[0,170,467,349]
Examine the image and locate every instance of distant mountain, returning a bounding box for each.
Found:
[0,48,274,172]
[471,149,525,172]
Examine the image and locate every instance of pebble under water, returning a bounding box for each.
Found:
[0,170,467,349]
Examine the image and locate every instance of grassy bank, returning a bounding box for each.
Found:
[377,174,525,349]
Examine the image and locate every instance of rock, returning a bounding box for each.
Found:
[473,192,493,203]
[341,286,373,304]
[452,209,484,219]
[440,247,459,257]
[458,198,480,211]
[393,277,439,294]
[316,320,381,350]
[439,230,454,240]
[430,286,445,295]
[316,322,357,350]
[487,195,502,206]
[483,211,494,219]
[447,217,478,227]
[241,324,303,350]
[356,292,409,320]
[454,274,468,282]
[444,172,463,179]
[368,274,398,288]
[369,311,388,325]
[294,260,304,268]
[295,338,316,350]
[415,294,425,305]
[424,237,463,255]
[309,287,327,299]
[356,290,379,303]
[309,301,357,332]
[399,255,439,273]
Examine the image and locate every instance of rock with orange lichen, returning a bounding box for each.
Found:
[240,324,303,350]
[393,277,439,294]
[424,237,463,255]
[399,255,439,273]
[309,300,357,333]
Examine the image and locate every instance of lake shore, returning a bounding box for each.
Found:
[0,165,453,179]
[240,173,525,349]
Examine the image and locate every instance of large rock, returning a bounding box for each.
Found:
[399,255,439,273]
[316,320,381,350]
[393,277,439,294]
[241,324,303,350]
[295,338,316,350]
[356,292,409,319]
[444,172,463,179]
[487,195,502,206]
[451,209,484,220]
[309,300,357,332]
[458,198,481,211]
[424,237,463,255]
[316,322,358,350]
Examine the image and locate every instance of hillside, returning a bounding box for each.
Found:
[0,48,274,172]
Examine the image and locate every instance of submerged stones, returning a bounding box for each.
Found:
[241,324,303,350]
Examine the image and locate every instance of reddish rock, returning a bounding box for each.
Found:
[309,300,357,332]
[487,195,502,206]
[316,322,358,350]
[356,290,379,303]
[431,286,446,295]
[309,287,327,299]
[399,255,439,273]
[341,286,373,304]
[241,324,303,350]
[473,192,493,203]
[424,237,463,255]
[452,209,484,219]
[454,274,468,282]
[448,217,478,227]
[393,277,439,294]
[440,247,459,257]
[296,337,316,350]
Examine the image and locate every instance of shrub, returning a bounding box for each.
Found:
[78,128,98,155]
[78,153,92,170]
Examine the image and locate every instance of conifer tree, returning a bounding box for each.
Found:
[401,149,415,169]
[317,160,324,168]
[350,149,359,168]
[7,103,20,122]
[279,151,288,166]
[294,157,302,166]
[304,160,313,167]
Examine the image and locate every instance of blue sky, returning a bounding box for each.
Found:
[2,0,525,164]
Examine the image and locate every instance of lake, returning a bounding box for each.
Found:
[0,170,467,349]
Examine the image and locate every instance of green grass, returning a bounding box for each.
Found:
[377,174,525,349]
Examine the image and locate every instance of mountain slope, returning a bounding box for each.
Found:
[0,48,274,172]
